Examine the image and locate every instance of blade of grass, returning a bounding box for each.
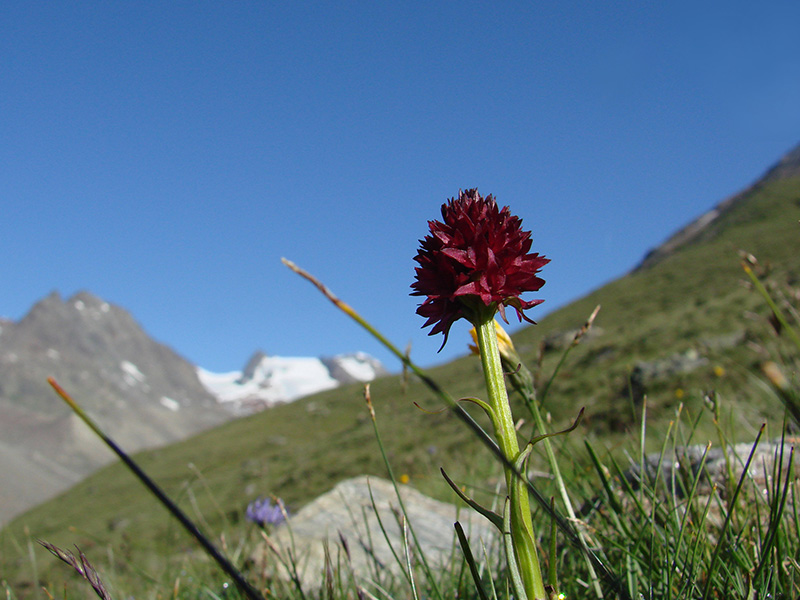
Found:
[364,385,444,600]
[752,443,794,586]
[400,517,421,600]
[47,378,265,600]
[365,479,413,588]
[454,522,490,600]
[441,468,503,530]
[669,442,712,594]
[259,530,308,600]
[743,262,800,353]
[501,497,529,600]
[701,424,766,600]
[548,497,558,596]
[537,305,600,406]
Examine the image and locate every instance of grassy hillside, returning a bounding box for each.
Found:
[513,176,800,434]
[3,174,800,598]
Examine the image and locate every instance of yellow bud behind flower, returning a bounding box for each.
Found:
[469,319,516,357]
[469,320,535,396]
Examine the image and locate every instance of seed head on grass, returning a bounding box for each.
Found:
[38,540,112,600]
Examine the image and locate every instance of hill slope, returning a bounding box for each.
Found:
[0,291,230,525]
[636,141,800,270]
[2,142,800,597]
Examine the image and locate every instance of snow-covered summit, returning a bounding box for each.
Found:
[197,351,387,415]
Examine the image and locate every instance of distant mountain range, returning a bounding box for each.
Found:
[0,291,386,525]
[198,351,387,416]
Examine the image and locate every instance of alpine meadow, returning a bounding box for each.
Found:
[3,143,800,599]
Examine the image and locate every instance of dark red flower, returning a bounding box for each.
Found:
[411,189,549,348]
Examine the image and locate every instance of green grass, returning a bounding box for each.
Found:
[2,176,800,599]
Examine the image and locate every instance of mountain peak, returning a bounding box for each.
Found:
[0,290,230,524]
[21,289,64,321]
[68,290,110,309]
[240,349,270,382]
[761,141,800,183]
[198,351,387,415]
[19,289,114,330]
[635,141,800,271]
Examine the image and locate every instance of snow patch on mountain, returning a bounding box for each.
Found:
[160,396,181,412]
[121,360,146,384]
[198,352,387,415]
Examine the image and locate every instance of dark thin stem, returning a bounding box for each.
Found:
[48,378,265,600]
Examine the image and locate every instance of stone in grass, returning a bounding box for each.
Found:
[251,475,500,590]
[626,439,799,498]
[580,439,800,531]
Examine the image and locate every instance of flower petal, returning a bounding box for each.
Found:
[412,189,548,347]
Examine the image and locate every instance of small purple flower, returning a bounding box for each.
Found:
[246,497,287,527]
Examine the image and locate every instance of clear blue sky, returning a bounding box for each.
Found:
[2,2,799,373]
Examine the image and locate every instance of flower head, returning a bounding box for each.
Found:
[246,497,287,527]
[412,189,549,347]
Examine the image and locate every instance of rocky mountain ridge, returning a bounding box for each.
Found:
[636,142,800,270]
[0,290,385,525]
[0,291,231,525]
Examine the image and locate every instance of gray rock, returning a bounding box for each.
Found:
[543,326,603,352]
[698,330,747,351]
[253,475,499,590]
[628,348,709,402]
[626,440,798,497]
[632,349,709,385]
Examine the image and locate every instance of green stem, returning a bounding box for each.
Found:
[528,398,604,598]
[475,317,546,600]
[475,316,520,459]
[285,260,630,599]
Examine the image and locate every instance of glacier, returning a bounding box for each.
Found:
[197,351,386,415]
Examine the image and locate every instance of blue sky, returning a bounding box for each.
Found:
[2,2,799,373]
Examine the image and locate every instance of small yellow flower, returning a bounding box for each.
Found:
[675,388,685,399]
[713,365,725,378]
[399,474,410,484]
